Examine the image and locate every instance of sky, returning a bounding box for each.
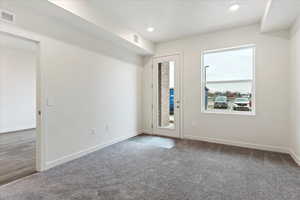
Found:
[169,61,175,88]
[204,47,254,82]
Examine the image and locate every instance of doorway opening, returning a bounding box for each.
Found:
[0,32,38,185]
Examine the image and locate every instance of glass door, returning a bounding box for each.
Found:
[153,54,181,138]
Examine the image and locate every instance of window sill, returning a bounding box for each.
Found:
[201,110,256,116]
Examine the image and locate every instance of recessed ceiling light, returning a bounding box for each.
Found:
[229,4,240,12]
[147,27,155,32]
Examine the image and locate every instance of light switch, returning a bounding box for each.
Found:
[47,98,54,107]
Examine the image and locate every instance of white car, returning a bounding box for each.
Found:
[232,98,251,111]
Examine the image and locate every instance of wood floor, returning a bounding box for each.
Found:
[0,129,36,185]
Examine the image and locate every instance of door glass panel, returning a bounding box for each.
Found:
[158,61,175,129]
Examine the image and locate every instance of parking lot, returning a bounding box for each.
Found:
[207,97,251,112]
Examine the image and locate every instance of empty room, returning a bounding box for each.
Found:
[0,0,299,199]
[0,33,37,185]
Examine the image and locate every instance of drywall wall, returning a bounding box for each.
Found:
[47,0,154,54]
[42,37,142,166]
[290,17,300,164]
[142,57,153,134]
[0,33,37,133]
[1,3,143,170]
[144,25,290,152]
[0,1,142,65]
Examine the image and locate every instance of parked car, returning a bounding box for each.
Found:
[214,96,228,109]
[232,97,251,111]
[169,88,174,115]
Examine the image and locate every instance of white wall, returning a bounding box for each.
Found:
[0,34,37,133]
[142,57,153,134]
[47,0,155,54]
[43,37,142,166]
[290,17,300,163]
[144,25,291,152]
[1,3,143,170]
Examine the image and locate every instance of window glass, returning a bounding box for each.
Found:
[158,61,175,129]
[203,46,255,114]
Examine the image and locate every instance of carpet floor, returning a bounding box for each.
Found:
[0,134,299,200]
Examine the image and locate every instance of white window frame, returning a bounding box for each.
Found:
[201,44,256,116]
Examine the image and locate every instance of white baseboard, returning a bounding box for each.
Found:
[140,129,153,135]
[184,134,300,166]
[184,134,289,153]
[289,149,300,166]
[0,127,36,134]
[44,131,300,170]
[45,132,138,170]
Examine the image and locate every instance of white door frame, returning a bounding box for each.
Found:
[152,53,183,138]
[0,24,46,171]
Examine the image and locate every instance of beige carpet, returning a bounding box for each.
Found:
[0,134,299,200]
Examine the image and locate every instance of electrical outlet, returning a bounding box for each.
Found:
[105,124,109,132]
